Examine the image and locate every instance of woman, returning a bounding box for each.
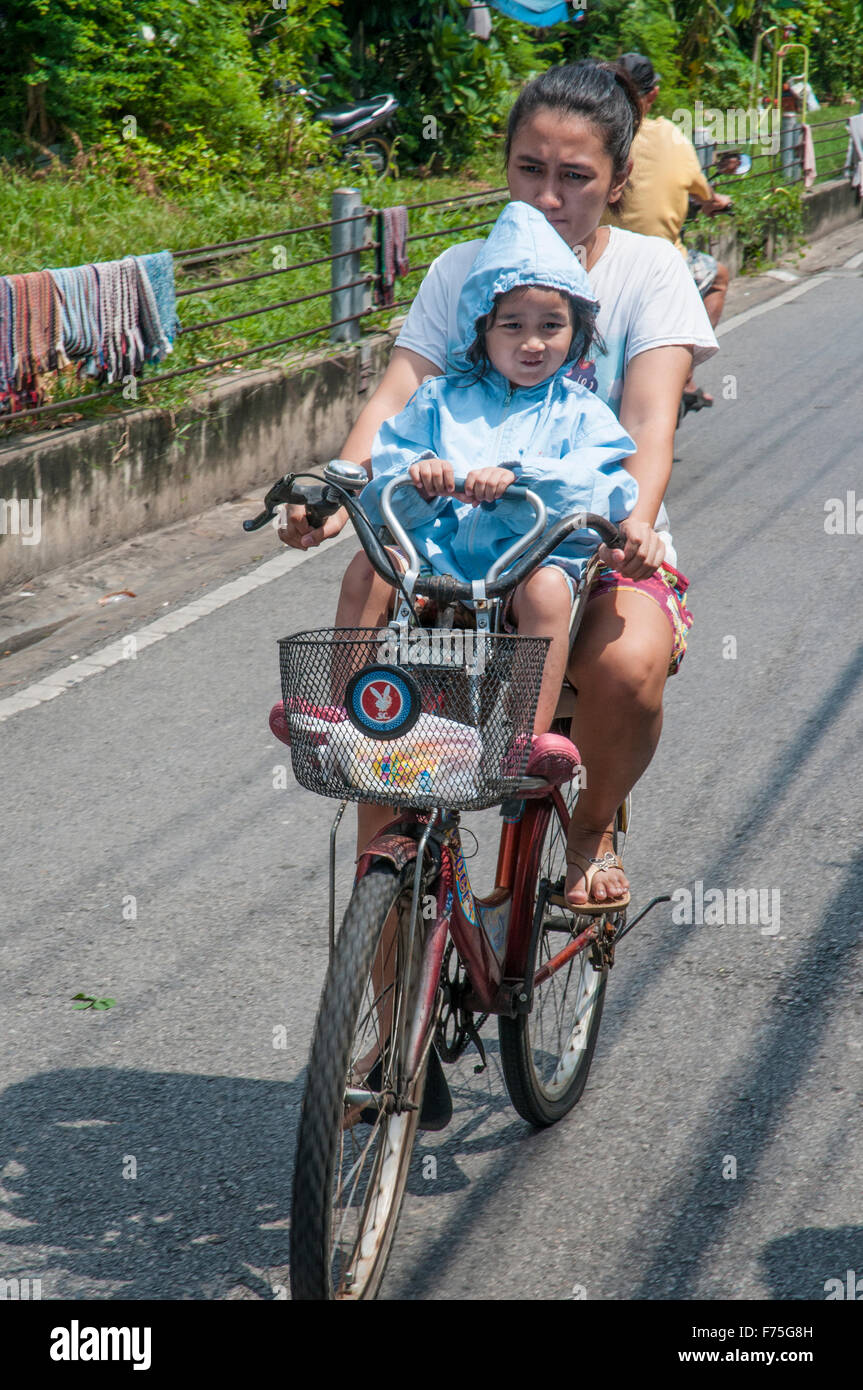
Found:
[277,60,717,910]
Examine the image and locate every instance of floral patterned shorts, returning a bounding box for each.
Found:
[588,562,693,675]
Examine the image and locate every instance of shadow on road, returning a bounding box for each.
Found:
[761,1226,863,1301]
[0,1067,305,1299]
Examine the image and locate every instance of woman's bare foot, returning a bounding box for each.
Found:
[564,822,629,908]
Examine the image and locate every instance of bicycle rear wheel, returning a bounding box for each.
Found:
[499,792,624,1127]
[290,861,430,1300]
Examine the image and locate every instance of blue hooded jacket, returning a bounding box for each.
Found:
[360,201,638,582]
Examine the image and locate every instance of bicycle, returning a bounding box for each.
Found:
[244,461,669,1300]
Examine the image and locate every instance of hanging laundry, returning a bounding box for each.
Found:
[45,250,180,382]
[375,206,409,308]
[48,263,101,369]
[486,0,575,26]
[846,113,863,201]
[0,270,67,415]
[135,250,179,359]
[465,4,493,40]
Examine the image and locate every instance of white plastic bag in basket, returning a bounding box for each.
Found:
[291,710,482,801]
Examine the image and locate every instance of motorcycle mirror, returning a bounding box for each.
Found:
[714,150,752,178]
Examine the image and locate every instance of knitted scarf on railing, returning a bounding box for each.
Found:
[49,263,101,366]
[375,206,409,307]
[1,252,180,412]
[47,253,179,380]
[0,270,67,414]
[136,251,179,355]
[95,257,147,381]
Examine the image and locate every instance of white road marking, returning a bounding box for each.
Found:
[842,249,863,270]
[0,527,354,724]
[717,273,834,337]
[766,269,800,283]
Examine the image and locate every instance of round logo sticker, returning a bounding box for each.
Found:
[345,666,420,740]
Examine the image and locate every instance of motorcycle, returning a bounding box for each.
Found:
[275,75,399,175]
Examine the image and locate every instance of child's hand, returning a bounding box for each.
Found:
[409,457,455,499]
[462,467,516,506]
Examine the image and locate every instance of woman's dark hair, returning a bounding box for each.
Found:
[504,59,642,182]
[463,285,605,383]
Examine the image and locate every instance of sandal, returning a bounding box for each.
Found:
[550,845,631,915]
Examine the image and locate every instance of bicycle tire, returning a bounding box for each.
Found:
[290,861,430,1300]
[499,793,621,1127]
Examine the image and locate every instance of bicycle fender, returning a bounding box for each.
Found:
[355,832,422,880]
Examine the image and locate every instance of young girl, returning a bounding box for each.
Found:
[354,199,639,743]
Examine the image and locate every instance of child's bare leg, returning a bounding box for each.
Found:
[336,550,395,628]
[510,566,573,735]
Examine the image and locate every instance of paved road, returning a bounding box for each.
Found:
[1,235,862,1302]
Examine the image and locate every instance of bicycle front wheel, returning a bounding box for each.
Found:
[290,861,430,1300]
[499,792,620,1127]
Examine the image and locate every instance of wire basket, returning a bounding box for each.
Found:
[278,627,549,811]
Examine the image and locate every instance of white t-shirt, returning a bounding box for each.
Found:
[395,226,719,556]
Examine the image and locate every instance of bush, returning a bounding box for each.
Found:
[689,180,805,273]
[0,0,268,160]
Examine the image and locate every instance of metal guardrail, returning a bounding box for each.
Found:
[0,115,856,431]
[0,185,508,429]
[694,115,853,192]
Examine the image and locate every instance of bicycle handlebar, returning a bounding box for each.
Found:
[243,467,628,604]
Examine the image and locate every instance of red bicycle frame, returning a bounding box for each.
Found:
[355,789,606,1082]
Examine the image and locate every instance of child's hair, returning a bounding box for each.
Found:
[504,59,642,186]
[464,284,604,383]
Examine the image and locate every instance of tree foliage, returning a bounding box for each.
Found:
[0,0,268,159]
[0,0,859,176]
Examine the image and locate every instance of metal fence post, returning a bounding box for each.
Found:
[331,188,364,343]
[780,113,800,183]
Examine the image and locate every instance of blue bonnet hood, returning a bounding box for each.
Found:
[453,200,599,369]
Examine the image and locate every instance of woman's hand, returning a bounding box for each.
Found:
[275,502,348,550]
[409,457,456,498]
[598,516,666,579]
[462,467,516,505]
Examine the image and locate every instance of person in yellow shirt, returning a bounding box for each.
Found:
[603,52,732,409]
